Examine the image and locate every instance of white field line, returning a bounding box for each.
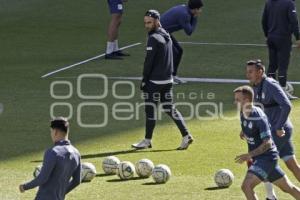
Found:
[179,41,298,48]
[41,42,142,78]
[108,76,300,85]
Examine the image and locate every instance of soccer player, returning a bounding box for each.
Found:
[19,117,81,200]
[246,59,300,199]
[105,0,130,59]
[131,10,193,150]
[234,86,300,200]
[262,0,300,99]
[160,0,203,84]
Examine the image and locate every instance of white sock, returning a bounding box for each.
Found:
[106,41,114,54]
[264,182,277,199]
[145,138,151,143]
[114,40,119,52]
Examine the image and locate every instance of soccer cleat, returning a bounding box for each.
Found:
[266,198,277,200]
[113,50,130,57]
[105,53,123,60]
[131,139,152,149]
[173,76,187,85]
[282,86,298,100]
[177,135,194,150]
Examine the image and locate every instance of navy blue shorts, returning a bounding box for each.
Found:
[107,0,123,14]
[248,159,285,182]
[272,126,294,161]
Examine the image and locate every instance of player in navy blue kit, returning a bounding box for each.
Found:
[131,10,193,150]
[160,0,203,84]
[234,86,300,200]
[262,0,300,99]
[105,0,129,59]
[19,117,81,200]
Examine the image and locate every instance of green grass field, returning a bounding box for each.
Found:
[1,0,300,199]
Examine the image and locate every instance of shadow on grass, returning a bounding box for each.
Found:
[107,177,147,182]
[30,148,180,162]
[96,173,114,177]
[204,186,229,190]
[142,182,165,185]
[81,148,177,159]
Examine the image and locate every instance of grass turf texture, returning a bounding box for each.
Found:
[1,0,300,199]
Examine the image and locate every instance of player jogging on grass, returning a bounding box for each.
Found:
[19,117,81,200]
[234,85,300,200]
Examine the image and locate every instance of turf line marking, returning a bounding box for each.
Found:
[108,76,300,85]
[41,42,142,78]
[179,41,298,48]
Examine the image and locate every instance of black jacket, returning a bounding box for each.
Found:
[262,0,300,40]
[143,27,173,82]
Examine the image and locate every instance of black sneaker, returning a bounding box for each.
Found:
[105,53,123,60]
[266,198,277,200]
[113,50,130,57]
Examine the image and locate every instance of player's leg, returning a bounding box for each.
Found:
[285,156,300,182]
[277,37,292,88]
[266,37,279,80]
[241,172,261,200]
[170,35,183,76]
[106,0,124,59]
[272,175,300,199]
[170,35,185,84]
[159,84,193,150]
[132,82,159,149]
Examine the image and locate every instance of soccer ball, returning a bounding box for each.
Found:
[102,156,121,175]
[117,161,135,180]
[286,82,294,95]
[135,159,154,178]
[33,165,42,178]
[81,162,97,182]
[214,169,234,187]
[152,164,171,184]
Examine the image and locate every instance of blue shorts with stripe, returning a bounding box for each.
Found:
[272,126,294,161]
[248,159,285,182]
[107,0,123,14]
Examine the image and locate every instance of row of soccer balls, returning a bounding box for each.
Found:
[33,156,171,184]
[102,156,171,184]
[33,156,234,187]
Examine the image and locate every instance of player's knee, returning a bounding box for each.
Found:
[241,182,253,193]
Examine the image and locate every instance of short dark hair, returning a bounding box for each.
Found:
[50,117,69,134]
[188,0,204,9]
[145,9,160,20]
[233,85,254,102]
[246,59,265,72]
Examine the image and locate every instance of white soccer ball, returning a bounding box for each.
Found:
[152,164,171,184]
[117,161,135,180]
[286,82,294,95]
[81,162,97,182]
[33,165,42,178]
[102,156,121,175]
[135,159,154,178]
[214,169,234,187]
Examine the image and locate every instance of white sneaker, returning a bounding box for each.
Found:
[131,139,152,149]
[173,76,187,85]
[282,86,298,100]
[177,135,194,150]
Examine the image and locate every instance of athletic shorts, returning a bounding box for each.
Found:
[272,126,294,161]
[248,159,285,183]
[107,0,123,14]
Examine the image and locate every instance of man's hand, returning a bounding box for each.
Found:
[295,40,300,48]
[276,129,285,137]
[235,153,252,164]
[19,185,25,193]
[240,131,245,140]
